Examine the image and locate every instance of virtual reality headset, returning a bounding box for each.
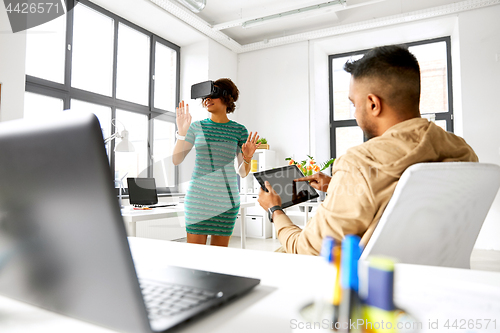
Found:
[191,81,227,100]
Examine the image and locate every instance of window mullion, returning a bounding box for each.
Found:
[150,36,156,112]
[148,114,154,178]
[109,18,119,177]
[65,0,74,93]
[148,37,156,178]
[112,19,119,100]
[175,48,180,110]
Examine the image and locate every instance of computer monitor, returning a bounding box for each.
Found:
[127,178,159,206]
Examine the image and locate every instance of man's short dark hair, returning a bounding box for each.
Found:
[344,45,421,111]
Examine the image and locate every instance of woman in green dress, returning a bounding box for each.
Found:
[172,78,261,247]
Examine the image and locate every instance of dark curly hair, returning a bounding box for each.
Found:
[213,78,239,114]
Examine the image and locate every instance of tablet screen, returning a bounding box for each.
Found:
[253,165,319,209]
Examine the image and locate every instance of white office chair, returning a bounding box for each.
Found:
[361,162,500,269]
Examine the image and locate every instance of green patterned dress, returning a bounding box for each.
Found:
[184,119,248,236]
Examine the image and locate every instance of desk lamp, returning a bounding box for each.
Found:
[104,119,135,208]
[114,172,128,208]
[103,120,135,153]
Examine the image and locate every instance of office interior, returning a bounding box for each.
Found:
[1,0,500,332]
[1,1,500,252]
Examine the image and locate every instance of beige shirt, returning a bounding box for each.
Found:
[274,118,479,255]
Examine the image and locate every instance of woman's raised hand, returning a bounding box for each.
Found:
[241,132,261,159]
[176,101,192,136]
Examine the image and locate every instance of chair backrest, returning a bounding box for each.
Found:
[360,162,500,268]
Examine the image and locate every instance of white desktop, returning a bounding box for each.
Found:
[121,200,258,249]
[0,238,499,333]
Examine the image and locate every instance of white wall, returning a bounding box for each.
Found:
[179,39,238,121]
[180,40,209,122]
[208,40,238,86]
[236,6,500,250]
[309,41,331,173]
[178,41,208,192]
[0,5,26,122]
[237,41,310,166]
[458,5,500,250]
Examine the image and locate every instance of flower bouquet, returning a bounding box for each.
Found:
[285,155,335,210]
[285,155,335,177]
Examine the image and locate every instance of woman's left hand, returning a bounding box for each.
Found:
[241,132,261,160]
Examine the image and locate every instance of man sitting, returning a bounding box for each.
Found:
[258,45,478,255]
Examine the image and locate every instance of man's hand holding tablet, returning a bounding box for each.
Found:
[293,172,332,192]
[255,165,321,223]
[257,181,282,210]
[258,181,285,223]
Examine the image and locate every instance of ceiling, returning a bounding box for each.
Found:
[192,0,451,45]
[90,0,499,53]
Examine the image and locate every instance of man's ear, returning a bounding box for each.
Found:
[367,94,382,117]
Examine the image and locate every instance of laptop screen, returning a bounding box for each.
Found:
[127,178,158,205]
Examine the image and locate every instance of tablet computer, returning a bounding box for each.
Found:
[253,165,319,209]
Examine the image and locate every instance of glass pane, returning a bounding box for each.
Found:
[409,42,448,114]
[331,54,363,121]
[116,23,150,105]
[72,4,114,96]
[115,110,148,185]
[25,15,66,83]
[24,92,63,119]
[335,126,364,157]
[70,99,112,155]
[154,42,177,111]
[435,120,447,131]
[153,119,176,187]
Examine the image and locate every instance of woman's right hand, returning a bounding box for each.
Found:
[176,100,192,136]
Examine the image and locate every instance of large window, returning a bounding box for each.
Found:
[328,37,453,158]
[24,0,180,193]
[71,3,114,96]
[25,14,66,84]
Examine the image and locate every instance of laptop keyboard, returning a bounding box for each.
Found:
[139,279,220,319]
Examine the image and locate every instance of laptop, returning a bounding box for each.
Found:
[0,113,260,333]
[127,177,177,208]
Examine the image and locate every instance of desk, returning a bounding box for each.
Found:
[121,205,185,237]
[1,238,500,333]
[121,202,256,249]
[1,238,500,332]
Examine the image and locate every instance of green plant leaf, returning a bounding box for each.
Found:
[319,158,335,171]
